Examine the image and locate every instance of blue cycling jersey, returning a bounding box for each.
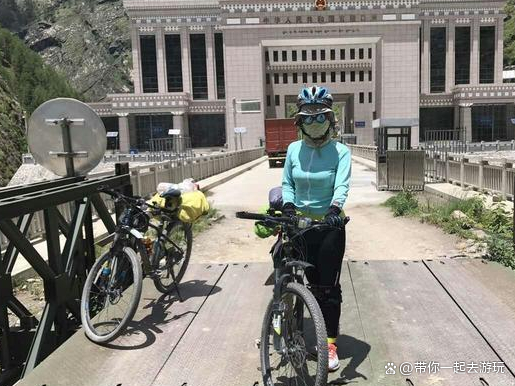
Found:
[282,140,351,217]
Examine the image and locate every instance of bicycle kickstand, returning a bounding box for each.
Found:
[170,269,184,302]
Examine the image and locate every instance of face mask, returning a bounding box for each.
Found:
[303,120,331,139]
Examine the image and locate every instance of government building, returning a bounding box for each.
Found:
[89,0,515,151]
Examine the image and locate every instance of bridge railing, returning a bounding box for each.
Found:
[347,144,377,161]
[1,148,265,250]
[426,154,515,200]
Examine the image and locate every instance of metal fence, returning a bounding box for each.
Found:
[1,148,265,249]
[148,136,194,157]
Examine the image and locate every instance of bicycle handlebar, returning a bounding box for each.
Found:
[98,187,176,216]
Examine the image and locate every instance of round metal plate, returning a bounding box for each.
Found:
[28,98,107,176]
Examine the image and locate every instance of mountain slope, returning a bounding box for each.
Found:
[23,0,133,101]
[0,76,26,186]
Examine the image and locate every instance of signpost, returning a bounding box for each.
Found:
[234,127,247,150]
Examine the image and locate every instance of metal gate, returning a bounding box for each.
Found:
[423,129,466,182]
[386,150,425,191]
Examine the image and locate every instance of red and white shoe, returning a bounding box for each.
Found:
[328,343,340,372]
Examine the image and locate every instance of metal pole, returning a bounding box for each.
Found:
[61,119,75,177]
[239,132,243,150]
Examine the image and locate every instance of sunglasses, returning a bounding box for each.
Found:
[302,113,327,125]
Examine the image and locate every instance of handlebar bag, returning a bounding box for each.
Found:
[148,193,182,211]
[178,191,210,223]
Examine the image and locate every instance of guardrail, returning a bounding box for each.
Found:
[2,148,264,250]
[426,155,515,200]
[347,144,377,161]
[420,140,515,153]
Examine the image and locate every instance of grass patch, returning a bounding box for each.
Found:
[383,191,514,268]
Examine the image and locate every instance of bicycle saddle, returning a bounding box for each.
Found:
[160,188,181,198]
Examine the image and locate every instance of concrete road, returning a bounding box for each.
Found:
[191,159,466,263]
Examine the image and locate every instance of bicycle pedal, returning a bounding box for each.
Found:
[254,338,261,349]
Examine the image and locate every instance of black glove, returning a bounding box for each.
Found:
[324,205,343,228]
[282,202,297,223]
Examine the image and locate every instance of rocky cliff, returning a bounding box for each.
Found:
[22,0,133,101]
[0,76,26,186]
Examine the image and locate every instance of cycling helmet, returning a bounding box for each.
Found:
[296,86,334,116]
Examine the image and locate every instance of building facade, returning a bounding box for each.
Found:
[89,0,515,151]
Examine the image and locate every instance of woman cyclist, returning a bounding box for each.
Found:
[281,85,351,372]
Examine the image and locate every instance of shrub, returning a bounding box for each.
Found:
[384,190,419,217]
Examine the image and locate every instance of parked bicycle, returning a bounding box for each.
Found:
[236,211,346,386]
[80,188,192,343]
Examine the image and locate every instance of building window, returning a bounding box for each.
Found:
[273,50,278,62]
[302,50,307,61]
[430,27,446,93]
[283,73,288,84]
[275,95,280,106]
[368,92,372,103]
[321,72,326,82]
[340,49,345,60]
[455,26,471,85]
[359,92,364,104]
[135,114,172,150]
[312,50,317,61]
[312,72,318,82]
[165,34,183,93]
[330,49,335,60]
[282,50,287,62]
[480,26,495,84]
[265,51,269,63]
[190,34,208,99]
[368,47,372,59]
[368,70,372,81]
[321,50,326,61]
[302,72,308,83]
[214,33,225,99]
[359,48,364,59]
[359,71,364,82]
[350,15,356,22]
[266,73,270,84]
[274,73,279,84]
[329,15,335,22]
[293,73,298,83]
[331,72,336,82]
[351,71,356,82]
[140,35,158,93]
[472,105,507,141]
[267,95,271,106]
[292,51,297,62]
[350,48,355,59]
[341,71,346,82]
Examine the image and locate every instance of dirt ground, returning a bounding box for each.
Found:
[191,161,475,264]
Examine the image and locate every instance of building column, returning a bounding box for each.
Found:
[421,21,430,94]
[172,113,187,151]
[156,28,167,93]
[470,18,479,85]
[205,27,216,100]
[180,29,191,94]
[495,19,504,84]
[131,28,142,94]
[461,105,472,142]
[118,113,130,153]
[446,19,455,92]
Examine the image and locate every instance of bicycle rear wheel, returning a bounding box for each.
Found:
[81,247,142,343]
[261,282,328,386]
[152,221,192,294]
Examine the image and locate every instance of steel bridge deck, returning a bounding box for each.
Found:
[15,260,515,386]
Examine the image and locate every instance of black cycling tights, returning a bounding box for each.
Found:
[303,227,346,339]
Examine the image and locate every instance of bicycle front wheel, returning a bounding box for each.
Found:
[81,247,143,343]
[152,221,192,294]
[261,282,328,386]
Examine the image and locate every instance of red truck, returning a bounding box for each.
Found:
[265,118,298,168]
